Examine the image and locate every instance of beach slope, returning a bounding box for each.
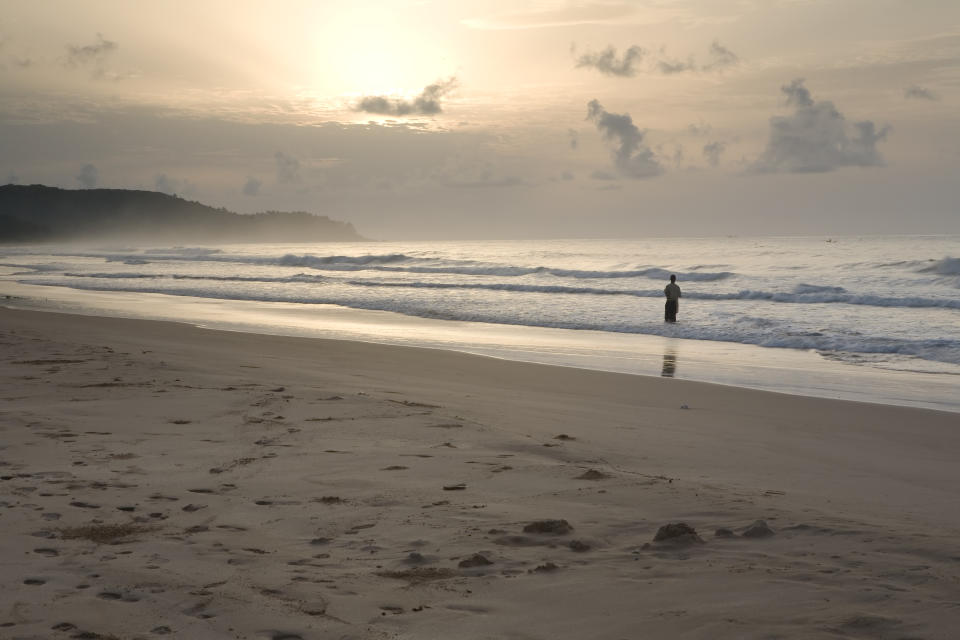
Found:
[1,308,958,639]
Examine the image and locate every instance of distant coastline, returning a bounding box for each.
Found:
[0,184,366,243]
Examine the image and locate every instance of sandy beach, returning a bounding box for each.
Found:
[2,306,959,639]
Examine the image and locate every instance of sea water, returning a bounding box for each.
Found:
[2,235,958,411]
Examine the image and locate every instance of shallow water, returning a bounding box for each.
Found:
[2,235,959,411]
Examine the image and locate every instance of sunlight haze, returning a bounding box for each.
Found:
[2,0,958,238]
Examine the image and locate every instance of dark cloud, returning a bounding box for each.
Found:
[76,163,98,188]
[274,151,300,184]
[702,40,738,71]
[242,176,262,196]
[355,77,458,116]
[586,100,663,179]
[568,128,579,150]
[904,85,939,101]
[575,45,645,77]
[0,36,33,72]
[63,33,132,81]
[575,40,737,76]
[687,121,712,136]
[751,79,890,174]
[65,33,117,71]
[703,141,726,167]
[781,78,814,107]
[657,57,696,75]
[560,171,575,181]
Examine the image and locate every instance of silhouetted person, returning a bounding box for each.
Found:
[664,274,681,322]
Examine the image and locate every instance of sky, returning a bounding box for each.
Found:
[1,0,959,239]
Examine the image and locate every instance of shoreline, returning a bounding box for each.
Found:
[3,283,959,413]
[3,306,960,638]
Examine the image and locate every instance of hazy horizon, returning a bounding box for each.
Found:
[2,0,959,240]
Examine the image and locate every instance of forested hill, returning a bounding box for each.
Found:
[0,185,366,243]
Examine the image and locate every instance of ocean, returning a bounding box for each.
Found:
[2,235,959,411]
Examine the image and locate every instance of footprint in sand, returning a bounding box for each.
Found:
[148,494,179,502]
[69,501,100,509]
[575,469,611,480]
[97,590,141,603]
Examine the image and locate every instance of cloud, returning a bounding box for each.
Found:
[5,173,20,185]
[568,129,579,150]
[76,163,98,188]
[672,143,685,167]
[703,40,739,71]
[586,100,663,179]
[154,173,177,194]
[444,176,525,189]
[687,121,712,136]
[560,171,575,181]
[904,85,939,101]
[243,176,262,196]
[590,169,618,181]
[274,151,301,184]
[575,40,738,77]
[575,45,646,77]
[65,33,118,75]
[154,173,195,195]
[703,141,726,167]
[63,33,134,81]
[781,77,813,107]
[751,79,890,174]
[355,77,458,116]
[657,56,696,75]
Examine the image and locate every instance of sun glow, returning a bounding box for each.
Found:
[307,5,454,99]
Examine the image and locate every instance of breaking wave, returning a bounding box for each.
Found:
[16,277,960,366]
[918,256,960,276]
[55,272,960,309]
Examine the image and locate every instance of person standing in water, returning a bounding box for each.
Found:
[664,274,681,322]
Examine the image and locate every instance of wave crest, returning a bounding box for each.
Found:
[919,257,960,276]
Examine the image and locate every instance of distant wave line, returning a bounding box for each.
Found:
[54,272,960,309]
[19,250,736,281]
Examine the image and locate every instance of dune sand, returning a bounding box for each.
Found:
[2,307,958,639]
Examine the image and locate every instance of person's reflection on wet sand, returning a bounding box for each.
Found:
[661,350,677,377]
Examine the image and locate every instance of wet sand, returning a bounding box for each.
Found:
[2,307,959,639]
